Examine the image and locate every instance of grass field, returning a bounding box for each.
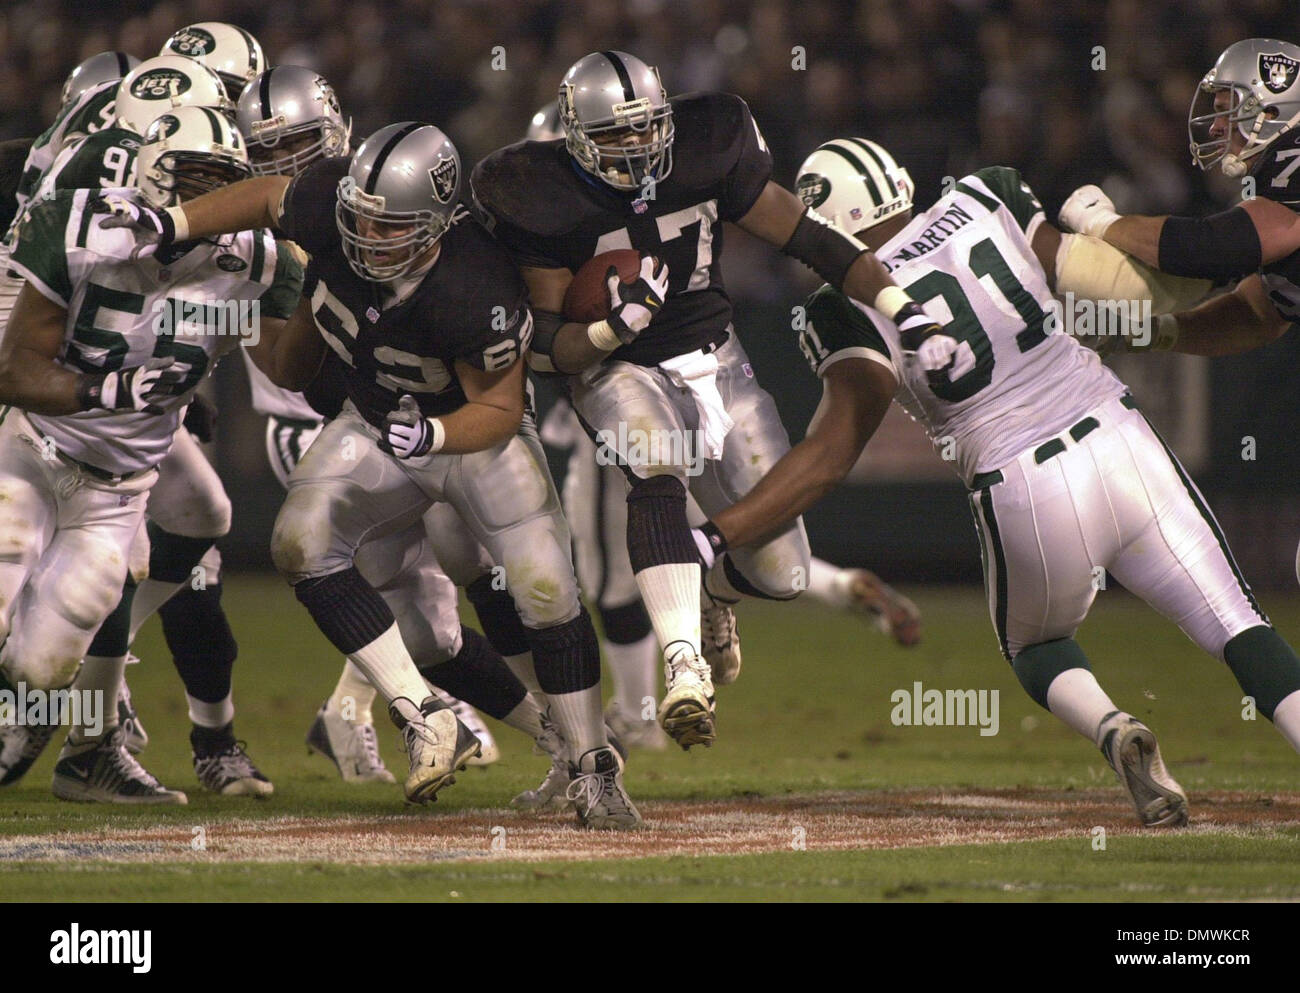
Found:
[2,576,1299,902]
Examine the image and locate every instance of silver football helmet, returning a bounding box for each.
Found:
[236,66,351,177]
[335,122,463,283]
[115,55,234,136]
[61,51,140,108]
[161,21,267,100]
[558,51,673,191]
[526,103,563,142]
[135,106,251,209]
[1189,38,1300,175]
[796,138,913,236]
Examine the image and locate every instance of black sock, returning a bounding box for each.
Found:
[419,627,527,719]
[158,583,237,703]
[625,475,698,571]
[147,521,215,584]
[528,606,601,696]
[466,573,530,657]
[191,721,236,755]
[293,566,395,654]
[599,600,652,645]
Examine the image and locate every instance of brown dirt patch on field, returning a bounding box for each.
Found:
[2,788,1297,865]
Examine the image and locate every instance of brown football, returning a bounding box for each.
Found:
[562,249,643,322]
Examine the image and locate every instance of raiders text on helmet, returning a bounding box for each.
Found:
[796,138,914,235]
[558,51,674,191]
[162,21,266,100]
[115,55,233,136]
[61,51,140,108]
[135,104,251,209]
[1189,37,1300,175]
[236,65,351,176]
[335,122,463,283]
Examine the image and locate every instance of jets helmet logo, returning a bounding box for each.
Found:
[1259,52,1299,94]
[429,157,458,204]
[796,172,831,209]
[130,69,191,100]
[170,28,216,56]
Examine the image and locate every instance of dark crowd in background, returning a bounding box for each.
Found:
[2,0,1299,584]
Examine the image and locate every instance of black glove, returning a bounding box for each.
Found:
[77,357,188,415]
[93,192,176,249]
[605,255,670,345]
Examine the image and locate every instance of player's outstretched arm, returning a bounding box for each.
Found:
[1159,275,1292,357]
[1059,183,1300,279]
[100,176,290,244]
[0,282,81,413]
[738,180,947,344]
[243,293,325,392]
[706,357,895,551]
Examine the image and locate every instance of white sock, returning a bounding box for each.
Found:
[636,562,701,658]
[1272,689,1300,753]
[606,632,658,722]
[328,660,376,725]
[127,577,184,642]
[1045,668,1120,743]
[71,655,125,742]
[504,651,542,696]
[805,557,851,608]
[188,693,234,729]
[498,693,545,740]
[347,623,431,714]
[545,685,606,761]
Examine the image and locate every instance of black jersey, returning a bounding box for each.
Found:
[280,156,533,427]
[1252,129,1300,323]
[471,91,773,366]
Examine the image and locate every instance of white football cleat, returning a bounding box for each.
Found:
[512,717,570,810]
[390,696,480,804]
[658,647,716,749]
[443,694,499,767]
[1098,712,1189,828]
[605,701,669,751]
[306,701,397,784]
[700,587,742,685]
[566,746,642,830]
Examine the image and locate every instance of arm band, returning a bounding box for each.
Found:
[781,207,869,290]
[1158,208,1261,280]
[526,310,563,374]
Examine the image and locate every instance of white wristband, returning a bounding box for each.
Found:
[587,319,622,352]
[427,417,446,454]
[873,285,912,320]
[165,205,190,242]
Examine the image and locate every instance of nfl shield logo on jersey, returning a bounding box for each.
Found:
[429,158,458,204]
[1259,52,1299,93]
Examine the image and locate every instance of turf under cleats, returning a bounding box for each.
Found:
[51,727,187,805]
[566,746,642,830]
[1098,713,1189,828]
[306,701,396,784]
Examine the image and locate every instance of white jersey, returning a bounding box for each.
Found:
[800,166,1126,485]
[7,187,303,474]
[240,347,320,422]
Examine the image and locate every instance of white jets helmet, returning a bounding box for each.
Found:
[135,106,252,209]
[115,55,234,137]
[558,51,674,191]
[61,51,140,108]
[526,103,564,142]
[161,22,267,100]
[236,65,351,176]
[1189,38,1300,175]
[795,138,914,235]
[335,122,463,283]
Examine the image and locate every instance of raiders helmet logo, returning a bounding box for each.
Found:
[1259,52,1299,94]
[170,28,216,56]
[130,69,191,100]
[216,254,247,272]
[796,172,831,209]
[429,157,458,204]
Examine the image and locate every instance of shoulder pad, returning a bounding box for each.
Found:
[470,140,584,239]
[1252,128,1300,208]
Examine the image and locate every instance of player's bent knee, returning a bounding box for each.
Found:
[270,496,341,582]
[731,534,811,600]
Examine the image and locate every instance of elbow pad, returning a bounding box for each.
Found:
[525,310,563,375]
[1055,234,1211,314]
[782,208,870,290]
[1158,208,1261,280]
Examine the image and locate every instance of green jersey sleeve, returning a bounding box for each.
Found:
[799,284,895,379]
[46,129,139,194]
[258,237,305,320]
[8,193,76,306]
[970,165,1044,234]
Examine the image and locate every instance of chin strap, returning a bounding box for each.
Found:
[1222,105,1300,177]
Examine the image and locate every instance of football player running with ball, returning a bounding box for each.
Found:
[472,52,948,750]
[103,123,640,826]
[693,135,1300,828]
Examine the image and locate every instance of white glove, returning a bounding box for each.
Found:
[605,255,669,344]
[79,357,186,415]
[1058,184,1120,238]
[915,334,975,382]
[381,394,444,459]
